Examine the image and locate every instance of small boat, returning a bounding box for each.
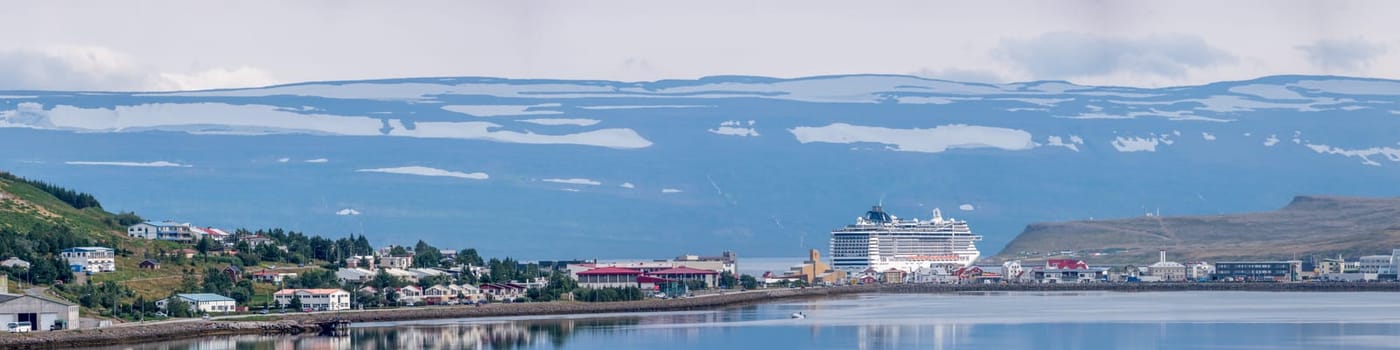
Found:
[790,312,806,319]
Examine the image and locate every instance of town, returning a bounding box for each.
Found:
[7,217,1400,333]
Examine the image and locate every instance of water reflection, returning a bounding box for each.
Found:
[85,292,1400,350]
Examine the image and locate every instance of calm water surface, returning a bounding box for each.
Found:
[90,292,1400,349]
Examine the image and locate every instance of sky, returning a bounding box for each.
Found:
[0,0,1397,91]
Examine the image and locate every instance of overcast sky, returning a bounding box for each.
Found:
[1,0,1396,91]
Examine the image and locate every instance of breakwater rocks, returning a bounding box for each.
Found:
[874,282,1400,293]
[0,320,311,350]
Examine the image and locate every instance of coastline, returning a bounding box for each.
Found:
[6,282,1400,349]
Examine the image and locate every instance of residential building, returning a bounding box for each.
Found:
[1002,260,1026,282]
[241,235,273,248]
[251,270,296,283]
[59,247,115,273]
[422,285,455,305]
[0,294,80,331]
[379,255,414,270]
[881,268,907,284]
[0,257,30,270]
[1031,259,1105,283]
[479,283,528,301]
[381,268,417,282]
[1147,250,1187,282]
[335,268,376,284]
[452,284,483,302]
[160,293,236,314]
[395,286,423,305]
[222,265,243,281]
[138,259,160,270]
[345,256,375,269]
[127,221,196,242]
[273,289,351,311]
[1317,257,1345,274]
[1212,261,1303,282]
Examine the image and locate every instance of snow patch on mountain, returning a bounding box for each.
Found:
[384,119,652,149]
[1303,143,1400,166]
[441,104,562,117]
[789,123,1036,153]
[1044,135,1083,152]
[518,118,600,126]
[356,166,489,180]
[709,120,759,137]
[65,160,191,168]
[542,178,602,186]
[1291,80,1400,96]
[1229,84,1307,100]
[1111,136,1160,152]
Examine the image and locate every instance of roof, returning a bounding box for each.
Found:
[0,293,75,306]
[274,288,346,295]
[636,275,674,283]
[140,259,160,265]
[647,267,718,275]
[139,221,188,227]
[177,293,235,302]
[577,267,643,275]
[61,247,113,252]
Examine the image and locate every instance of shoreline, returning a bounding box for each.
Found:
[5,282,1400,349]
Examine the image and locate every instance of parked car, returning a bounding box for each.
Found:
[259,309,269,315]
[6,322,32,333]
[302,307,313,312]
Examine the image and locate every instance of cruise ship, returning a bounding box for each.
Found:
[830,205,983,273]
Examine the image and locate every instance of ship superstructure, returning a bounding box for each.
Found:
[830,205,982,273]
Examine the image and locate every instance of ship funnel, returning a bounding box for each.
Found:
[931,208,944,223]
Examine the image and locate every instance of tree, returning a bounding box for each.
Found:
[740,274,759,290]
[288,294,303,310]
[179,269,201,293]
[457,248,484,267]
[412,240,443,268]
[202,267,235,296]
[685,279,708,291]
[196,236,216,256]
[166,297,193,318]
[719,271,737,289]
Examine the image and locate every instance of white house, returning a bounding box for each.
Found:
[0,257,30,270]
[160,293,236,314]
[126,221,196,242]
[335,268,376,284]
[59,247,115,273]
[273,289,351,311]
[394,286,424,305]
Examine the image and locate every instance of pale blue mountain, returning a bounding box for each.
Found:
[1,74,1398,259]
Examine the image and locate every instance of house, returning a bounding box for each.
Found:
[910,265,959,284]
[407,268,447,281]
[169,249,197,259]
[345,255,375,269]
[382,268,417,282]
[59,247,115,273]
[379,255,414,270]
[335,268,376,284]
[479,283,528,301]
[127,221,195,241]
[138,259,160,270]
[453,284,482,301]
[395,285,423,305]
[160,293,236,314]
[222,265,243,281]
[1032,259,1105,283]
[241,235,274,248]
[204,228,232,242]
[1002,260,1027,283]
[881,268,907,284]
[0,257,30,270]
[251,269,296,283]
[273,289,351,311]
[422,285,454,304]
[0,294,80,331]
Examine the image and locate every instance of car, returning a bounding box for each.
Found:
[302,307,313,312]
[259,309,269,315]
[6,322,32,333]
[202,314,211,320]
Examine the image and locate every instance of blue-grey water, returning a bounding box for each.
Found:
[89,292,1400,349]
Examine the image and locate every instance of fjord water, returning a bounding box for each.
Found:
[89,292,1400,349]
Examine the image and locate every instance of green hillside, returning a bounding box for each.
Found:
[993,195,1400,264]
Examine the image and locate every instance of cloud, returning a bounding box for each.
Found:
[1263,134,1280,147]
[1044,135,1082,152]
[958,204,975,211]
[276,157,291,163]
[1202,132,1216,141]
[997,32,1235,80]
[517,118,600,126]
[1296,38,1388,72]
[661,188,683,193]
[65,160,190,167]
[619,182,636,189]
[0,45,277,91]
[304,158,329,163]
[1111,136,1160,152]
[356,166,489,180]
[335,208,361,216]
[708,120,760,137]
[542,178,602,186]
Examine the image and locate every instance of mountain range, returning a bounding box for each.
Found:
[1,74,1398,259]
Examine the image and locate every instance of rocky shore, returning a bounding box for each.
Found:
[5,282,1400,349]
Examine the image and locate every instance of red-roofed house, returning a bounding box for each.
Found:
[646,267,718,288]
[576,267,643,288]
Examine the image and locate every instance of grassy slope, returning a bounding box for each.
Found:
[993,195,1400,264]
